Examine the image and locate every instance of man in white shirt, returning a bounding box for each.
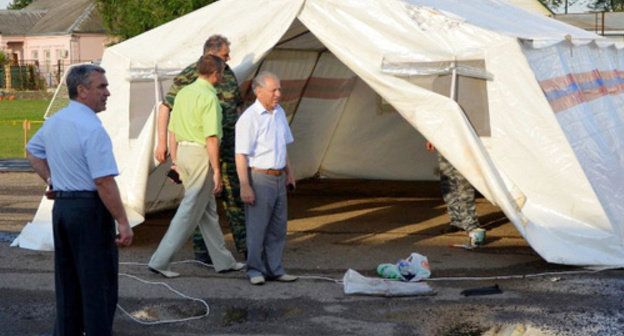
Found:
[235,71,297,285]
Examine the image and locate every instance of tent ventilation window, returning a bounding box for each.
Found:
[381,57,493,137]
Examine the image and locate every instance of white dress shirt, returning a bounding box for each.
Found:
[235,99,294,169]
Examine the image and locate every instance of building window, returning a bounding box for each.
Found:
[31,50,39,60]
[44,49,51,72]
[56,49,68,59]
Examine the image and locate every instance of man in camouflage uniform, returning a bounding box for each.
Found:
[155,35,246,261]
[426,141,480,232]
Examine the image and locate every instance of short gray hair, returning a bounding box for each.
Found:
[66,64,105,99]
[252,71,280,92]
[203,35,230,54]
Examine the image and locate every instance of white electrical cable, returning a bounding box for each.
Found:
[117,259,611,325]
[297,275,343,283]
[117,272,210,325]
[425,269,605,281]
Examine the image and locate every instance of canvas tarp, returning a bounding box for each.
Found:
[13,0,624,267]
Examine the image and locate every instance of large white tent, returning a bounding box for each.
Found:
[13,0,624,267]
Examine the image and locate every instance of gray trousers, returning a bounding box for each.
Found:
[245,170,288,279]
[149,144,237,272]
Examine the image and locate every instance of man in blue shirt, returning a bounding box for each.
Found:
[235,71,297,285]
[27,64,133,336]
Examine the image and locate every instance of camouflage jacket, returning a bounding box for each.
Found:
[164,57,243,134]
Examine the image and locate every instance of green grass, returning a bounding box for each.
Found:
[0,99,50,158]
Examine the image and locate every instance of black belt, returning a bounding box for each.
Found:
[55,191,99,199]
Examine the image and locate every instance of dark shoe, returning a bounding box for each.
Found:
[194,252,212,264]
[148,266,180,278]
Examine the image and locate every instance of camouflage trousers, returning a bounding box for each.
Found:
[192,140,246,255]
[438,153,479,231]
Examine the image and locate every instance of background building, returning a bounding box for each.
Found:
[0,0,113,86]
[554,12,624,42]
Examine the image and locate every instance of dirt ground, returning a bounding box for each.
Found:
[1,171,623,336]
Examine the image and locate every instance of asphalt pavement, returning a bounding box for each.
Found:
[1,172,623,336]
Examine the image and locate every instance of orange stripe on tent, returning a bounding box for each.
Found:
[280,79,307,101]
[304,77,356,99]
[549,91,585,113]
[539,73,575,93]
[538,69,624,113]
[241,77,357,103]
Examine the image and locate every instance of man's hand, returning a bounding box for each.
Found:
[155,103,172,164]
[45,177,55,199]
[286,174,296,191]
[426,141,436,152]
[116,222,133,247]
[155,142,168,163]
[240,183,255,205]
[212,171,223,196]
[167,165,181,184]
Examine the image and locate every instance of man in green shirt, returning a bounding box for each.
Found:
[148,55,244,278]
[155,35,247,262]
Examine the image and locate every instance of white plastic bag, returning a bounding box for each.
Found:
[404,252,431,281]
[342,269,434,297]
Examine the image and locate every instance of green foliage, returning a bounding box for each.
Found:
[539,0,624,12]
[588,0,624,11]
[0,99,49,158]
[0,66,45,90]
[538,0,582,12]
[26,65,45,91]
[96,0,217,42]
[7,0,34,9]
[0,50,7,67]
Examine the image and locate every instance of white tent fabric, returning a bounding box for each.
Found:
[13,0,624,267]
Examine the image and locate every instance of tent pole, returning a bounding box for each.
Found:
[275,31,312,48]
[450,57,457,101]
[153,64,162,103]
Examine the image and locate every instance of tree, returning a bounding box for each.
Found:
[0,50,7,67]
[7,0,34,9]
[96,0,217,42]
[540,0,624,12]
[587,0,624,11]
[538,0,584,13]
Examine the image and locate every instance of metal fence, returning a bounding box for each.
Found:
[0,62,44,90]
[0,119,44,158]
[1,59,93,90]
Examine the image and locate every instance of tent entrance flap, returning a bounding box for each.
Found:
[241,42,438,180]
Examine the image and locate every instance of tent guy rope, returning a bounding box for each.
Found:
[116,259,609,325]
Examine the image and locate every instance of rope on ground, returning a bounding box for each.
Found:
[426,268,609,281]
[121,260,612,284]
[116,260,612,325]
[117,272,210,326]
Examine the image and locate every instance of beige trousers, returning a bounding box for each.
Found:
[149,144,237,272]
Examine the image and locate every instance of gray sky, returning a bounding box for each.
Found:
[560,2,591,13]
[0,0,11,10]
